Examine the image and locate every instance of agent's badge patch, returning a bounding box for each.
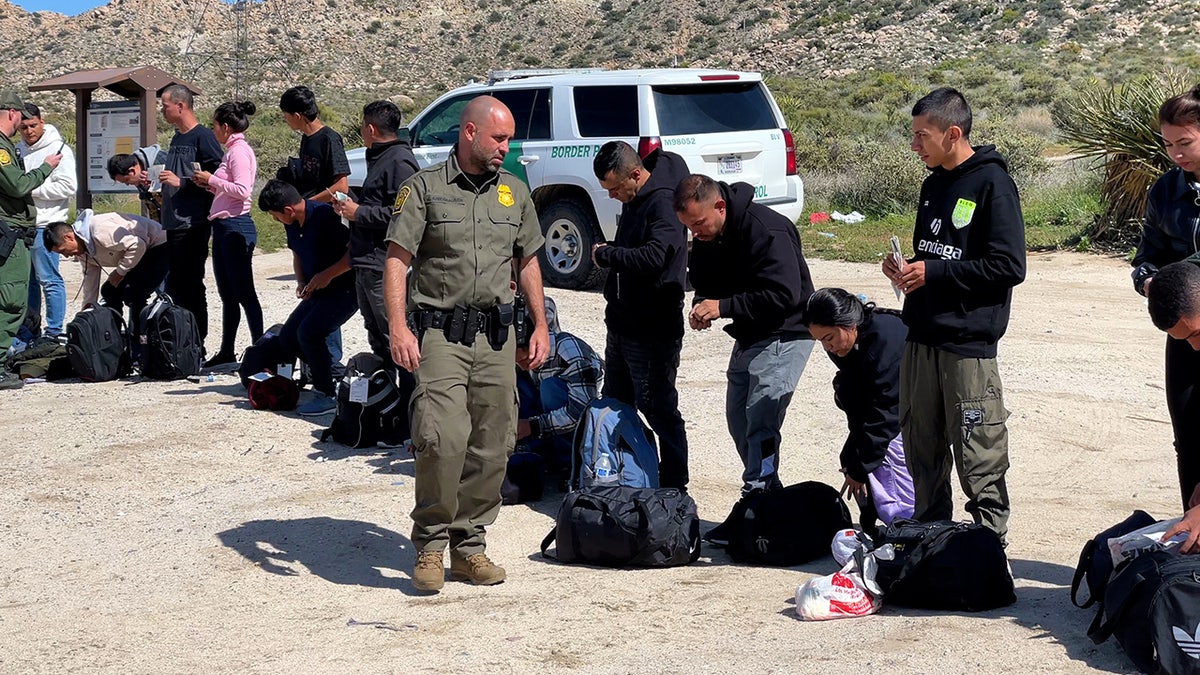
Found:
[0,149,12,166]
[952,198,976,229]
[393,185,411,215]
[498,184,514,208]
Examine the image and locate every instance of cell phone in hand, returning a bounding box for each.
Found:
[56,142,64,154]
[190,161,202,172]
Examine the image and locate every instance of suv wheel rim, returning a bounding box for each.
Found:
[545,218,582,275]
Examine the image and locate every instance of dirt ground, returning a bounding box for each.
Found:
[0,248,1175,674]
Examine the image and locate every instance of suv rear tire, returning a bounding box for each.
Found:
[538,200,605,290]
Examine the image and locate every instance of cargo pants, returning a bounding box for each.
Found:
[409,329,517,557]
[0,238,30,353]
[899,342,1011,543]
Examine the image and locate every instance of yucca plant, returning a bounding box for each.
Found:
[1052,71,1192,243]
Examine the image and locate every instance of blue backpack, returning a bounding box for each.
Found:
[571,397,660,489]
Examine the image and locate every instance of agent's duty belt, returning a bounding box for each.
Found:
[410,303,515,350]
[0,219,34,264]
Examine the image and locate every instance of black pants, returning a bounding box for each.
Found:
[279,285,357,395]
[166,220,212,344]
[1166,336,1200,510]
[100,244,169,363]
[212,215,264,356]
[355,265,391,365]
[602,330,689,489]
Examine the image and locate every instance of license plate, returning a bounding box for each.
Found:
[718,156,742,175]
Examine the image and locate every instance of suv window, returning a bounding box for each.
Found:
[410,89,551,146]
[573,86,638,137]
[652,82,777,135]
[494,88,552,141]
[412,95,471,146]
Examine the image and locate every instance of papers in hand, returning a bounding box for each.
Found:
[889,236,905,301]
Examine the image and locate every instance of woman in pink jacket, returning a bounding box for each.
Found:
[193,101,264,367]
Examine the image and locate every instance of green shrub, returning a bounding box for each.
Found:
[823,141,926,217]
[1052,70,1191,242]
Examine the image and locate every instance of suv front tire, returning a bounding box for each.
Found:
[537,199,605,290]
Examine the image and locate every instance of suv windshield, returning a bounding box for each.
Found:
[652,82,776,135]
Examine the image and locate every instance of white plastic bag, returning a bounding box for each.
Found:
[796,565,882,621]
[1108,516,1186,567]
[831,528,870,567]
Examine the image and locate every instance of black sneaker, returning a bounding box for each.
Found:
[203,352,237,369]
[0,371,24,390]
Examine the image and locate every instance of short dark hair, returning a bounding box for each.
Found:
[673,173,720,213]
[1159,85,1200,129]
[22,102,41,119]
[593,141,641,181]
[1149,261,1200,330]
[213,100,257,133]
[161,84,195,109]
[44,222,73,249]
[257,179,303,213]
[912,87,972,138]
[806,288,872,329]
[362,100,402,137]
[106,153,141,179]
[279,85,319,121]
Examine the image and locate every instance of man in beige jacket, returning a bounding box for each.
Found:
[45,209,169,360]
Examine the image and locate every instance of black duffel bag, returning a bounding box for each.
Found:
[540,486,701,568]
[860,519,1015,611]
[1089,548,1200,674]
[1071,510,1157,609]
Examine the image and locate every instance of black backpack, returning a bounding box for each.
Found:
[66,305,131,382]
[1072,510,1157,609]
[140,293,202,380]
[320,353,413,448]
[238,323,290,388]
[725,481,852,566]
[863,519,1015,611]
[541,486,701,568]
[1089,549,1200,674]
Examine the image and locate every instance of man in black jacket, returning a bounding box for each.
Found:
[882,87,1026,544]
[591,141,690,488]
[675,173,815,544]
[333,100,419,365]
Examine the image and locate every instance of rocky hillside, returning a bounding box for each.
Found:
[1,0,1197,113]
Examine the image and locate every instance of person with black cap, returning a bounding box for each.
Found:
[0,88,60,389]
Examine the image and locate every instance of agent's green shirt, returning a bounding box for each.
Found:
[0,133,49,227]
[386,151,544,311]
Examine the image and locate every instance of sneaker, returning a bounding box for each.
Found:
[449,552,506,586]
[203,351,237,369]
[297,393,336,417]
[0,371,24,391]
[412,550,445,592]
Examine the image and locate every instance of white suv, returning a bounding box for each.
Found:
[348,68,804,289]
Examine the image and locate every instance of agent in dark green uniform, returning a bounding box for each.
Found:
[385,96,548,592]
[0,89,59,389]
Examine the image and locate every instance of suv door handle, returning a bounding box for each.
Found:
[518,155,540,165]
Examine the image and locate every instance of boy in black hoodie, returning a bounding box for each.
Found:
[676,173,816,545]
[882,87,1026,544]
[591,141,690,489]
[333,100,419,367]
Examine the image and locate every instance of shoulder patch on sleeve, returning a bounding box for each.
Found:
[393,185,412,215]
[0,149,12,166]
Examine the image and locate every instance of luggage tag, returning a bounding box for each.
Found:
[277,362,294,379]
[348,376,369,403]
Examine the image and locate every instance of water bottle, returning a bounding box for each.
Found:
[593,452,617,484]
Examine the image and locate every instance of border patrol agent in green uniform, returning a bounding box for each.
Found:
[384,96,550,592]
[0,89,59,390]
